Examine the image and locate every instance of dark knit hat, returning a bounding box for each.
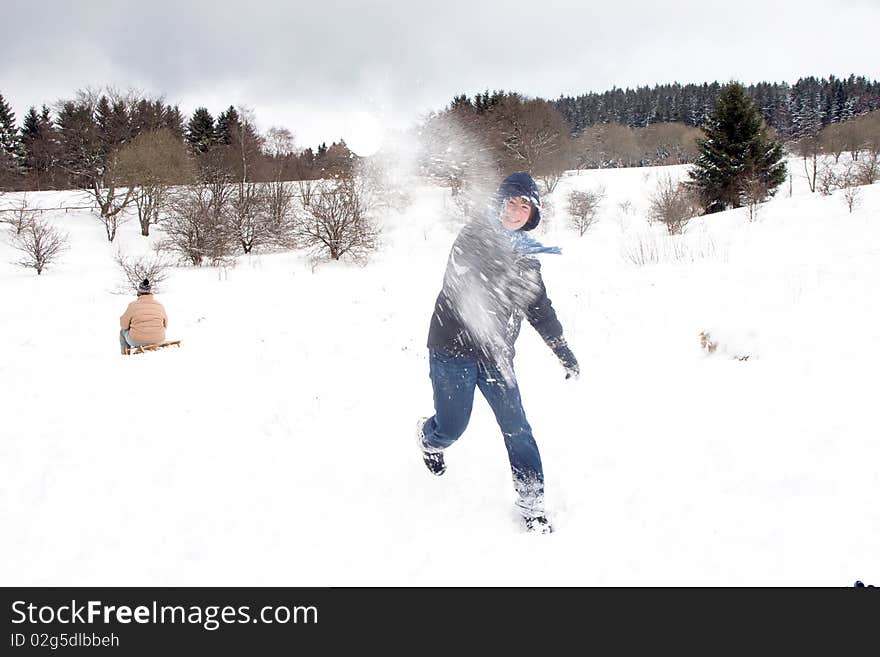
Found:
[496,171,542,231]
[137,278,152,295]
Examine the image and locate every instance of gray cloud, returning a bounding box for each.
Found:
[3,0,879,148]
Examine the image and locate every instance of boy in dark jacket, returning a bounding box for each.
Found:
[417,172,579,533]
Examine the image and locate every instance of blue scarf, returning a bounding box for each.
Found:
[507,229,562,256]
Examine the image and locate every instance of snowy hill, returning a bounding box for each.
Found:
[1,158,878,586]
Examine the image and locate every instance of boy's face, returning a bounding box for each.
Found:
[500,196,534,231]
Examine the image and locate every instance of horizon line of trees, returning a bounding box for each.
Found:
[0,88,357,193]
[3,77,878,275]
[0,87,387,272]
[554,74,880,138]
[1,72,879,199]
[419,83,879,212]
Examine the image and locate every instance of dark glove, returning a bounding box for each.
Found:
[548,337,580,380]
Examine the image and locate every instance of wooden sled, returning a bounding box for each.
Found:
[124,340,182,355]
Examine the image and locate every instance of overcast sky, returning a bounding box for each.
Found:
[3,0,879,152]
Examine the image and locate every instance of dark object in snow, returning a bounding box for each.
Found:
[416,418,446,476]
[853,580,875,587]
[523,513,554,534]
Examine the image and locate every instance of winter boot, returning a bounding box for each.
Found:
[516,488,553,533]
[416,417,446,476]
[523,513,554,534]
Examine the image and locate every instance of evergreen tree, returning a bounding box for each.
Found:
[20,105,58,189]
[215,105,240,145]
[56,100,101,188]
[20,106,43,175]
[0,92,24,175]
[449,94,473,112]
[688,82,787,213]
[163,105,185,141]
[185,107,216,153]
[102,99,131,148]
[93,95,132,168]
[21,106,41,140]
[94,96,113,145]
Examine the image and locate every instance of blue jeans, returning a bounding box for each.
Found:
[422,349,544,513]
[119,329,150,354]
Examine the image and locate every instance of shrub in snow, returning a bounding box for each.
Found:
[855,152,879,186]
[162,184,236,266]
[567,186,604,236]
[621,231,725,267]
[842,182,862,214]
[817,163,840,196]
[115,250,172,294]
[10,217,68,275]
[539,171,562,195]
[0,193,33,234]
[295,177,380,262]
[648,174,700,233]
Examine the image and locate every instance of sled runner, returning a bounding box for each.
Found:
[124,340,181,355]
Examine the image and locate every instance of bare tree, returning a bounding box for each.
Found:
[262,125,299,241]
[843,184,862,214]
[637,122,703,165]
[116,128,194,236]
[162,184,235,266]
[214,109,279,254]
[298,179,315,207]
[229,183,278,254]
[10,217,69,275]
[491,96,569,178]
[1,193,35,234]
[539,171,564,195]
[571,126,602,172]
[819,122,848,163]
[567,186,605,236]
[230,106,265,186]
[295,177,379,261]
[741,172,769,223]
[265,126,296,160]
[114,249,172,293]
[648,174,698,234]
[817,163,839,196]
[602,123,642,168]
[855,152,879,185]
[89,173,134,241]
[263,181,297,247]
[55,90,139,241]
[796,132,822,193]
[847,110,880,160]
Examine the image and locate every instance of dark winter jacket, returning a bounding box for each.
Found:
[427,173,578,381]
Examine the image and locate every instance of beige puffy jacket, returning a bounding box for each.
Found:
[120,295,168,344]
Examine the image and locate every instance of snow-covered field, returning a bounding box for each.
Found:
[1,157,878,586]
